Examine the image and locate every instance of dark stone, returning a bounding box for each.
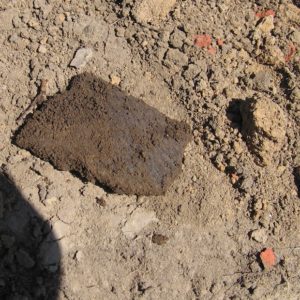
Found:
[152,233,169,245]
[14,73,191,196]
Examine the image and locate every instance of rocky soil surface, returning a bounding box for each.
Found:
[0,0,300,299]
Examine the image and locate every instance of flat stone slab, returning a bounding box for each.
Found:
[14,73,191,196]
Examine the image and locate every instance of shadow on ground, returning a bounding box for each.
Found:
[0,170,61,299]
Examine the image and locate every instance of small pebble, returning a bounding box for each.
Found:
[33,0,46,9]
[169,29,186,49]
[115,27,125,37]
[27,18,40,29]
[233,141,243,154]
[55,13,65,25]
[250,229,268,243]
[44,196,58,206]
[291,87,300,102]
[110,75,121,86]
[96,197,106,207]
[9,33,18,43]
[38,44,47,53]
[74,250,84,262]
[152,233,169,245]
[257,15,274,34]
[290,30,300,45]
[70,48,93,69]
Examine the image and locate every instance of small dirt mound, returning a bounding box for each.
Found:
[240,96,287,166]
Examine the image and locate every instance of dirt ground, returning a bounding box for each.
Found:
[0,0,300,299]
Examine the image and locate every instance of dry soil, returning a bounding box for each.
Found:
[0,0,300,299]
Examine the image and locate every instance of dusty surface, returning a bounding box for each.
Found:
[15,73,191,196]
[0,0,300,299]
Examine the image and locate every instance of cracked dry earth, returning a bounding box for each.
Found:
[1,0,300,299]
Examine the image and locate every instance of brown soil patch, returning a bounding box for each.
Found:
[14,73,191,196]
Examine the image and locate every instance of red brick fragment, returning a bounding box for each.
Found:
[194,34,212,48]
[256,9,275,19]
[260,248,276,268]
[285,43,297,63]
[207,46,216,55]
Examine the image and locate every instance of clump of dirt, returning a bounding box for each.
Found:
[132,0,176,24]
[240,96,287,166]
[14,73,191,196]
